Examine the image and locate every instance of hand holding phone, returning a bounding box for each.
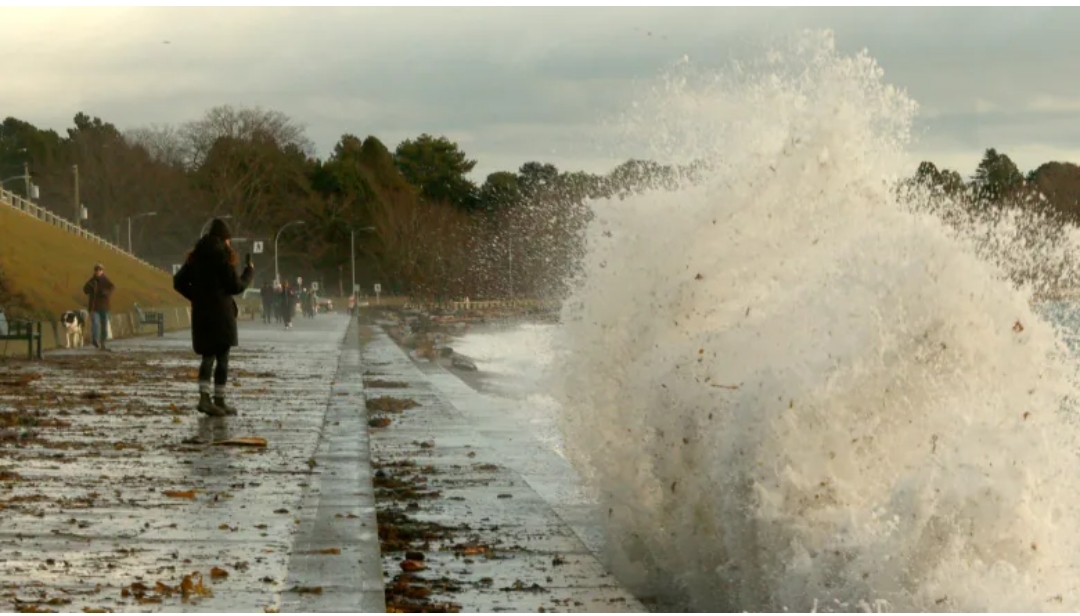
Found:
[245,253,253,268]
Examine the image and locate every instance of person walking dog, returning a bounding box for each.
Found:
[172,218,254,417]
[83,263,115,350]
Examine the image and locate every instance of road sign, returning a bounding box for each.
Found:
[374,283,381,294]
[353,284,360,294]
[252,241,264,254]
[172,264,182,275]
[311,282,319,291]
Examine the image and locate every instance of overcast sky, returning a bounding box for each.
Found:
[4,7,1079,181]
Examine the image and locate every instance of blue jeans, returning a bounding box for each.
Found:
[91,310,110,346]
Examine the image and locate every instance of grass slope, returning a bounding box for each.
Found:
[0,205,184,320]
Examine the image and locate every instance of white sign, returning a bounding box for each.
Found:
[353,284,360,294]
[252,241,264,254]
[374,283,382,294]
[311,282,319,291]
[172,264,182,275]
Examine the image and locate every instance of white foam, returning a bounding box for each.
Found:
[550,30,1080,612]
[452,322,566,455]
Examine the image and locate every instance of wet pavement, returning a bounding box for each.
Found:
[0,312,644,613]
[0,314,382,613]
[361,323,646,613]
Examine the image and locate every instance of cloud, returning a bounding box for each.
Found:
[2,7,1080,180]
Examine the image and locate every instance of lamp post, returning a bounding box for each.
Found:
[1,164,35,200]
[350,226,376,299]
[274,220,305,284]
[0,175,26,190]
[127,211,157,254]
[73,165,80,227]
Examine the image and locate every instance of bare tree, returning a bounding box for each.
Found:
[180,105,314,170]
[124,124,190,169]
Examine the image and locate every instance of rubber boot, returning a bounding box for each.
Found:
[214,396,238,416]
[198,392,226,417]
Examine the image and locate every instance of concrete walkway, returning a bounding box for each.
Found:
[361,324,645,613]
[1,313,645,613]
[0,314,383,613]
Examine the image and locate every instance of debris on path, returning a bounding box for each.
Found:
[360,323,645,613]
[0,320,350,612]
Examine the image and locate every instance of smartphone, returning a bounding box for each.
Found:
[245,253,253,267]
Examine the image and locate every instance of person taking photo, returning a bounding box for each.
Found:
[172,218,255,417]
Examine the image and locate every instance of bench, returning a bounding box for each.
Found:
[133,303,165,338]
[0,317,43,359]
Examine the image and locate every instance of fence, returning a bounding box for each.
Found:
[0,186,166,273]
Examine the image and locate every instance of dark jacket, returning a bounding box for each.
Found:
[172,236,254,356]
[281,286,297,320]
[83,274,115,312]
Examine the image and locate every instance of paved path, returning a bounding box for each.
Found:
[361,324,646,613]
[0,314,383,613]
[1,313,645,613]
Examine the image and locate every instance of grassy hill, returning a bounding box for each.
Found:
[0,204,184,322]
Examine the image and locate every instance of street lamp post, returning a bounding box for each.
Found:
[1,163,35,200]
[0,151,32,199]
[274,220,305,284]
[73,165,80,227]
[127,211,157,254]
[0,176,26,191]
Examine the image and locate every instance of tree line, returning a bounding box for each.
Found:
[4,105,1079,302]
[904,148,1080,294]
[909,148,1080,222]
[0,107,695,301]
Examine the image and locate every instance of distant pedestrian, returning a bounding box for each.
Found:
[302,288,316,319]
[83,263,115,351]
[273,281,284,323]
[281,280,296,329]
[172,218,254,417]
[261,280,274,324]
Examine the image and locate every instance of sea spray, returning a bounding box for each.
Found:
[551,30,1080,611]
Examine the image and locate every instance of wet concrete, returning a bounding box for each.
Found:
[361,324,646,613]
[1,312,643,613]
[0,314,383,613]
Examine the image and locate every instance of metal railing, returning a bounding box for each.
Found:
[0,186,166,273]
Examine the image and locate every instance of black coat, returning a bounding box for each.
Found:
[172,236,254,356]
[281,287,297,319]
[260,283,274,309]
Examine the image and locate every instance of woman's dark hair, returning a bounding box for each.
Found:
[184,237,239,266]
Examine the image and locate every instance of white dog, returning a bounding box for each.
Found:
[60,310,88,348]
